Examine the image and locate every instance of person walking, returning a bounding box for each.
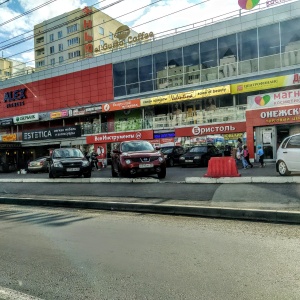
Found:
[240,146,249,169]
[257,145,265,168]
[91,151,99,170]
[243,145,253,168]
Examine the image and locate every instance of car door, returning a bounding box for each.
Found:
[283,135,300,171]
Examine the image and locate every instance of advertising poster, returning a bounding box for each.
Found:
[94,143,107,167]
[114,109,142,132]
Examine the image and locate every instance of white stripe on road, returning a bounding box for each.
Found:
[0,286,43,300]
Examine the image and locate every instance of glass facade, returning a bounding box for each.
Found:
[113,17,300,97]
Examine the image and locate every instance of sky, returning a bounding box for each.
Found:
[0,0,295,67]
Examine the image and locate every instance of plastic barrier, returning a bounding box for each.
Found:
[204,157,241,178]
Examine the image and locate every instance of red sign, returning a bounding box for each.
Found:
[102,99,140,112]
[175,122,246,137]
[86,130,153,144]
[246,104,300,127]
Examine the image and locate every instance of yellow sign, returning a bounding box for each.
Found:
[2,134,17,142]
[223,133,243,140]
[231,76,286,94]
[141,85,230,106]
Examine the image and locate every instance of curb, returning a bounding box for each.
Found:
[1,197,299,224]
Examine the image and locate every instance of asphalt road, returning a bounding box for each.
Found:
[0,206,299,300]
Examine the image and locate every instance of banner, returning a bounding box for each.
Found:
[102,99,140,112]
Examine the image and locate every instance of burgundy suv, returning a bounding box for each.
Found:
[111,140,166,178]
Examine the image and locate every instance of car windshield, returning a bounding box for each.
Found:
[121,141,154,152]
[53,149,84,158]
[189,146,207,153]
[161,147,173,154]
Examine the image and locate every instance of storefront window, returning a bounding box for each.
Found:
[113,62,125,97]
[183,43,200,85]
[139,55,153,93]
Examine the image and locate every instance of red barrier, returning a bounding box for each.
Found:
[204,157,241,178]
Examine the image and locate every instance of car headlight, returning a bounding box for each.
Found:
[194,156,200,159]
[125,159,131,164]
[53,161,63,168]
[179,156,185,160]
[158,157,164,162]
[82,161,90,167]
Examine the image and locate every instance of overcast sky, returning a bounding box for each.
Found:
[0,0,295,67]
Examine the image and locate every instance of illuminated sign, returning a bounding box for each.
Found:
[154,132,175,139]
[50,110,69,119]
[13,113,39,124]
[3,88,27,108]
[102,99,140,112]
[2,134,17,142]
[82,7,93,58]
[238,0,260,10]
[141,86,230,106]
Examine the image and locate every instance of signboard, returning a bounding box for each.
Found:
[3,88,27,108]
[175,122,246,137]
[102,99,140,112]
[50,110,69,119]
[0,118,13,126]
[86,130,153,144]
[266,0,293,7]
[231,73,300,94]
[141,86,230,106]
[13,113,39,124]
[238,0,260,10]
[248,88,300,109]
[246,104,300,126]
[154,132,175,139]
[0,142,21,149]
[70,105,102,117]
[2,134,17,142]
[22,125,81,141]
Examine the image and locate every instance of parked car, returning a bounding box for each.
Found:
[28,156,49,173]
[276,133,300,176]
[160,146,184,167]
[179,145,222,167]
[48,148,92,178]
[111,140,166,178]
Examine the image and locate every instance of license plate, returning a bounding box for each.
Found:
[139,163,153,168]
[185,160,193,162]
[66,168,80,172]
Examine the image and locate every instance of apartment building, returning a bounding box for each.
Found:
[33,6,140,70]
[0,58,34,81]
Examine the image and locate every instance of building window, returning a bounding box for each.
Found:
[67,37,80,46]
[58,31,63,39]
[49,33,54,42]
[50,46,55,54]
[50,58,55,66]
[36,60,45,67]
[59,56,64,64]
[100,40,104,46]
[109,32,113,40]
[67,24,78,34]
[99,26,104,35]
[58,43,63,51]
[68,50,81,59]
[4,71,10,76]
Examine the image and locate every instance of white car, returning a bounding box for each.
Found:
[276,133,300,176]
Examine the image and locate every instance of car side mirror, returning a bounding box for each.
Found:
[155,146,161,151]
[113,149,121,154]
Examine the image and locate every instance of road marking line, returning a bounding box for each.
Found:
[0,286,43,300]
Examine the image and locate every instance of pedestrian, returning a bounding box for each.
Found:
[240,146,249,169]
[243,145,253,168]
[91,151,99,170]
[257,145,265,168]
[237,138,243,152]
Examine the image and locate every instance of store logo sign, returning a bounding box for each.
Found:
[13,113,39,124]
[3,88,27,108]
[255,95,271,106]
[238,0,260,10]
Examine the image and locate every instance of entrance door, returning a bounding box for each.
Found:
[255,126,276,161]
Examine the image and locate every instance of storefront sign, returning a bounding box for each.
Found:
[50,110,69,119]
[70,105,102,117]
[3,88,27,108]
[154,132,175,139]
[248,88,300,109]
[246,104,300,126]
[2,134,17,142]
[0,118,13,126]
[86,130,153,144]
[175,122,246,137]
[22,125,81,141]
[266,0,292,7]
[239,0,260,10]
[13,113,39,124]
[82,6,93,58]
[141,86,230,106]
[0,142,21,149]
[223,133,243,140]
[102,99,140,112]
[231,73,300,94]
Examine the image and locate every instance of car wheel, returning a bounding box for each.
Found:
[157,168,166,179]
[84,172,91,178]
[49,170,55,178]
[278,161,291,176]
[111,165,118,177]
[169,158,174,167]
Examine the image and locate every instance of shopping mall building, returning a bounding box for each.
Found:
[1,1,300,170]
